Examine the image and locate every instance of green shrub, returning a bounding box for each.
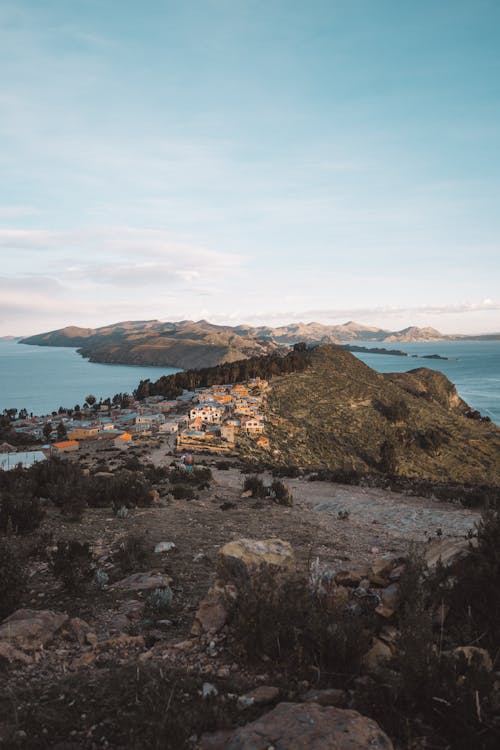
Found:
[243,475,267,499]
[270,479,293,506]
[0,539,27,618]
[0,490,45,534]
[50,540,94,592]
[115,532,152,574]
[146,586,174,615]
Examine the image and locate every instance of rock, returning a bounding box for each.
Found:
[375,583,400,618]
[241,685,280,706]
[150,489,160,506]
[198,730,234,750]
[224,702,394,749]
[363,638,393,672]
[110,572,172,592]
[202,682,218,699]
[334,567,370,587]
[424,538,471,568]
[0,609,68,651]
[0,641,34,665]
[302,688,346,707]
[69,617,92,647]
[192,588,231,637]
[217,538,295,582]
[154,541,176,554]
[70,651,96,670]
[240,490,253,498]
[453,646,493,672]
[98,635,145,650]
[370,557,394,579]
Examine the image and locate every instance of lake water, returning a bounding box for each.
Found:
[0,340,179,416]
[350,341,500,425]
[0,339,498,424]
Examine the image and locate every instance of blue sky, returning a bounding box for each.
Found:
[0,0,499,335]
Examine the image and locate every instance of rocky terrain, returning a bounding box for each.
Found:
[1,440,499,750]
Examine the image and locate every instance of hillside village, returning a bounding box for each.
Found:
[0,377,270,469]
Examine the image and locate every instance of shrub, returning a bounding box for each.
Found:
[376,399,410,422]
[270,479,293,506]
[171,484,196,500]
[0,539,27,619]
[50,540,94,592]
[243,475,267,499]
[228,565,371,675]
[48,477,87,521]
[115,532,152,574]
[215,460,231,470]
[146,586,174,616]
[0,490,45,534]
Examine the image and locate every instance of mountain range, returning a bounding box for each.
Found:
[19,319,500,369]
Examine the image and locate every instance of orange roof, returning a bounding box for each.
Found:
[53,440,79,449]
[115,433,132,441]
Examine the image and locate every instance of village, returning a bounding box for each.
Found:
[0,377,270,470]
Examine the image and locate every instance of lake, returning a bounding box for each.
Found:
[0,340,179,416]
[350,340,500,424]
[0,339,498,424]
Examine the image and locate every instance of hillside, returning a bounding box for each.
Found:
[264,345,500,485]
[20,320,283,369]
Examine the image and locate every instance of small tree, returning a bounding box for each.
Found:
[56,422,67,441]
[85,394,96,407]
[43,422,53,442]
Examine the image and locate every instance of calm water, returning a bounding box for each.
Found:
[351,341,500,425]
[0,341,179,416]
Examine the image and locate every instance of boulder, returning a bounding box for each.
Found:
[69,617,92,647]
[224,702,394,750]
[110,572,172,592]
[424,538,471,568]
[0,641,33,665]
[370,557,394,580]
[453,646,493,672]
[154,541,176,554]
[0,609,68,651]
[217,538,295,582]
[334,567,370,587]
[191,581,237,636]
[363,637,393,672]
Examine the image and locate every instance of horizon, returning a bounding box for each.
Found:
[1,1,499,336]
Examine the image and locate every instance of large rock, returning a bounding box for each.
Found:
[191,581,237,636]
[217,538,295,581]
[110,572,172,592]
[424,538,471,568]
[224,702,393,750]
[0,609,68,651]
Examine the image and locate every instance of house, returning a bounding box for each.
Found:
[67,426,99,440]
[114,433,132,449]
[189,405,223,424]
[241,417,264,435]
[52,440,79,454]
[0,451,47,471]
[220,424,235,443]
[158,421,179,434]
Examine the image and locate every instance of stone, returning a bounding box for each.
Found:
[424,538,471,568]
[202,682,218,699]
[375,583,400,617]
[363,638,393,672]
[110,572,172,592]
[70,651,96,670]
[192,581,237,636]
[0,609,68,651]
[217,538,295,582]
[0,641,34,665]
[241,685,280,706]
[223,702,394,750]
[302,688,346,707]
[150,489,160,506]
[69,617,92,647]
[154,541,176,554]
[370,557,394,579]
[334,567,369,587]
[453,646,493,672]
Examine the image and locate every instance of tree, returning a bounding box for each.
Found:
[43,422,53,442]
[85,394,96,406]
[57,422,67,441]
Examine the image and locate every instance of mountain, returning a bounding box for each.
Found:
[264,345,500,485]
[20,320,284,369]
[20,318,500,368]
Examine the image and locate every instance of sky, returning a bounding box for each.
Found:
[0,0,499,336]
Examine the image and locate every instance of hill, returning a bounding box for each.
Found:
[20,320,283,369]
[264,345,500,485]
